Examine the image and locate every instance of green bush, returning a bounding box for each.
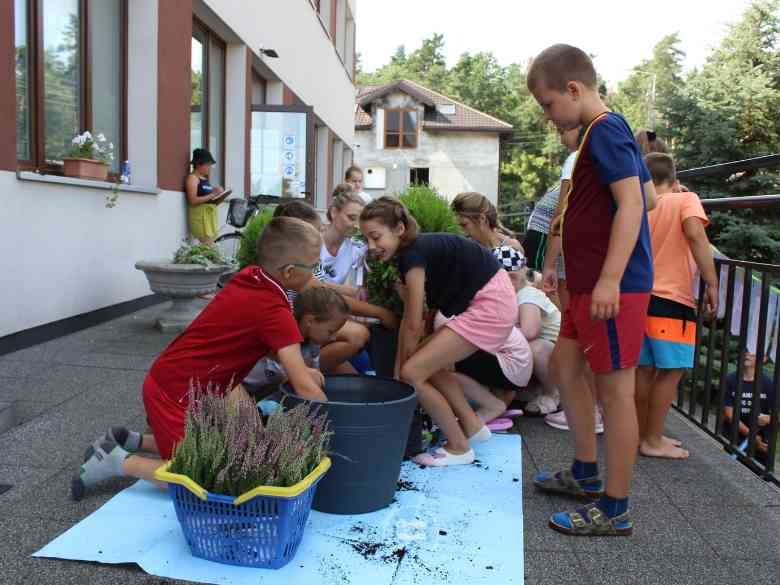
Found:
[173,240,227,267]
[237,207,274,268]
[366,185,461,314]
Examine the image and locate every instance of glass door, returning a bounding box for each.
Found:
[250,105,314,203]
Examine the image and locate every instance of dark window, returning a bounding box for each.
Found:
[384,108,417,149]
[410,167,429,185]
[15,0,127,173]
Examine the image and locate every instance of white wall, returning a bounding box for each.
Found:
[355,128,501,203]
[205,0,355,145]
[1,172,188,336]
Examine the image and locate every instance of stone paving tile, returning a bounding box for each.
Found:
[579,552,736,585]
[523,552,593,585]
[523,496,575,553]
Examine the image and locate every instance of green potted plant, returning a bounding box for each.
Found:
[62,131,114,181]
[366,184,462,315]
[155,385,332,568]
[135,240,232,332]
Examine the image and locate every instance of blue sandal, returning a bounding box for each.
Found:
[549,502,633,536]
[533,469,603,500]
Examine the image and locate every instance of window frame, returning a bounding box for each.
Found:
[191,17,227,185]
[384,108,419,149]
[16,0,128,175]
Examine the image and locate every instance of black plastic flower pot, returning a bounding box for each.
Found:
[282,374,417,515]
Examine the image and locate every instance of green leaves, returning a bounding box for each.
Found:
[173,240,227,266]
[237,207,275,268]
[170,382,332,496]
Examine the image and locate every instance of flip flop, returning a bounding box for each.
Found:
[486,418,513,432]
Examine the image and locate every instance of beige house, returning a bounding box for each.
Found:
[353,80,512,203]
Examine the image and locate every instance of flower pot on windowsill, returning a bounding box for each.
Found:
[62,157,109,181]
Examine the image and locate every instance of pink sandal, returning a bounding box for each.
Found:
[486,418,513,432]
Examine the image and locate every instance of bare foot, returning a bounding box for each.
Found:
[662,435,683,448]
[640,439,690,459]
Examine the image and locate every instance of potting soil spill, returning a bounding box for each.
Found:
[34,434,523,585]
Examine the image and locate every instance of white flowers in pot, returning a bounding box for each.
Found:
[68,131,115,164]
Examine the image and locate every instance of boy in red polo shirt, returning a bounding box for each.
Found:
[527,44,655,535]
[72,217,327,500]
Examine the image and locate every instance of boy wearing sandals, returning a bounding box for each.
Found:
[527,44,656,536]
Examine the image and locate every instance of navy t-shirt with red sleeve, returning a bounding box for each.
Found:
[563,112,653,295]
[148,266,303,403]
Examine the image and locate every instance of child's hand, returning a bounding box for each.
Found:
[307,367,325,388]
[378,308,400,330]
[758,414,770,427]
[591,277,620,320]
[541,268,558,293]
[703,282,719,319]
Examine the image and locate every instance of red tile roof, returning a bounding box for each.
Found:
[355,79,513,133]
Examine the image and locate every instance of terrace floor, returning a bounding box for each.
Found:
[1,302,779,585]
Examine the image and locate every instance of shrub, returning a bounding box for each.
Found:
[366,185,461,314]
[237,207,274,268]
[173,240,227,267]
[169,382,332,496]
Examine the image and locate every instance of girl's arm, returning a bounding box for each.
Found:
[184,175,213,205]
[277,344,327,401]
[302,277,397,328]
[518,303,543,341]
[399,267,426,369]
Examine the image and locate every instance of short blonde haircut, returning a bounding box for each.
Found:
[527,44,598,93]
[256,217,321,269]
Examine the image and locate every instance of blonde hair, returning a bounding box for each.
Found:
[527,44,598,93]
[451,192,514,238]
[644,152,676,187]
[293,286,349,322]
[256,217,321,269]
[327,183,364,222]
[360,196,419,247]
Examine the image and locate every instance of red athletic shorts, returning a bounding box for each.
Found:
[142,374,187,460]
[559,292,650,374]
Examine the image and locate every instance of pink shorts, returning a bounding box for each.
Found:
[445,270,518,353]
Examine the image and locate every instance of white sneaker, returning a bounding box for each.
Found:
[525,394,560,416]
[544,408,604,434]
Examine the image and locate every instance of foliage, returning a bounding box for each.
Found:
[173,240,227,267]
[67,130,114,164]
[237,207,275,268]
[169,383,331,496]
[361,1,780,262]
[365,185,461,314]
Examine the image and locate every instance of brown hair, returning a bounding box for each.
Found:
[344,165,363,181]
[644,153,676,187]
[273,199,320,225]
[451,192,514,238]
[256,217,321,269]
[359,196,419,246]
[635,129,669,155]
[527,44,598,93]
[327,183,364,221]
[293,286,349,322]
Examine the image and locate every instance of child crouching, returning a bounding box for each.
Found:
[72,217,326,500]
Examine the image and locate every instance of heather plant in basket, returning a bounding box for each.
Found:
[169,382,331,496]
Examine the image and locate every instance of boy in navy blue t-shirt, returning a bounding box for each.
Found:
[527,44,656,536]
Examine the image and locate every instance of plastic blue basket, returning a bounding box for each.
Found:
[167,476,324,569]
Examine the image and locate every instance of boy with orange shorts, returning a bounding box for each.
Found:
[72,217,327,499]
[635,153,718,459]
[527,44,656,535]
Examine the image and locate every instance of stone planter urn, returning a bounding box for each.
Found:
[135,261,232,332]
[62,157,109,181]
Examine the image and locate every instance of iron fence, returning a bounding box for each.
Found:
[677,153,780,484]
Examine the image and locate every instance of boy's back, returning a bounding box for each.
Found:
[647,191,708,308]
[563,112,653,294]
[149,265,303,402]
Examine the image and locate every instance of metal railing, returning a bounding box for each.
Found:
[678,153,780,484]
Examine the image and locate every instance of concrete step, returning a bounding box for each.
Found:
[0,401,16,434]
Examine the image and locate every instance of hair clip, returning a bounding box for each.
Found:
[647,131,657,142]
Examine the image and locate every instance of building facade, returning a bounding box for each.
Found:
[353,80,512,203]
[1,0,357,339]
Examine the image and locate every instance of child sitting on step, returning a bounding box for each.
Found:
[360,196,519,467]
[72,217,327,500]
